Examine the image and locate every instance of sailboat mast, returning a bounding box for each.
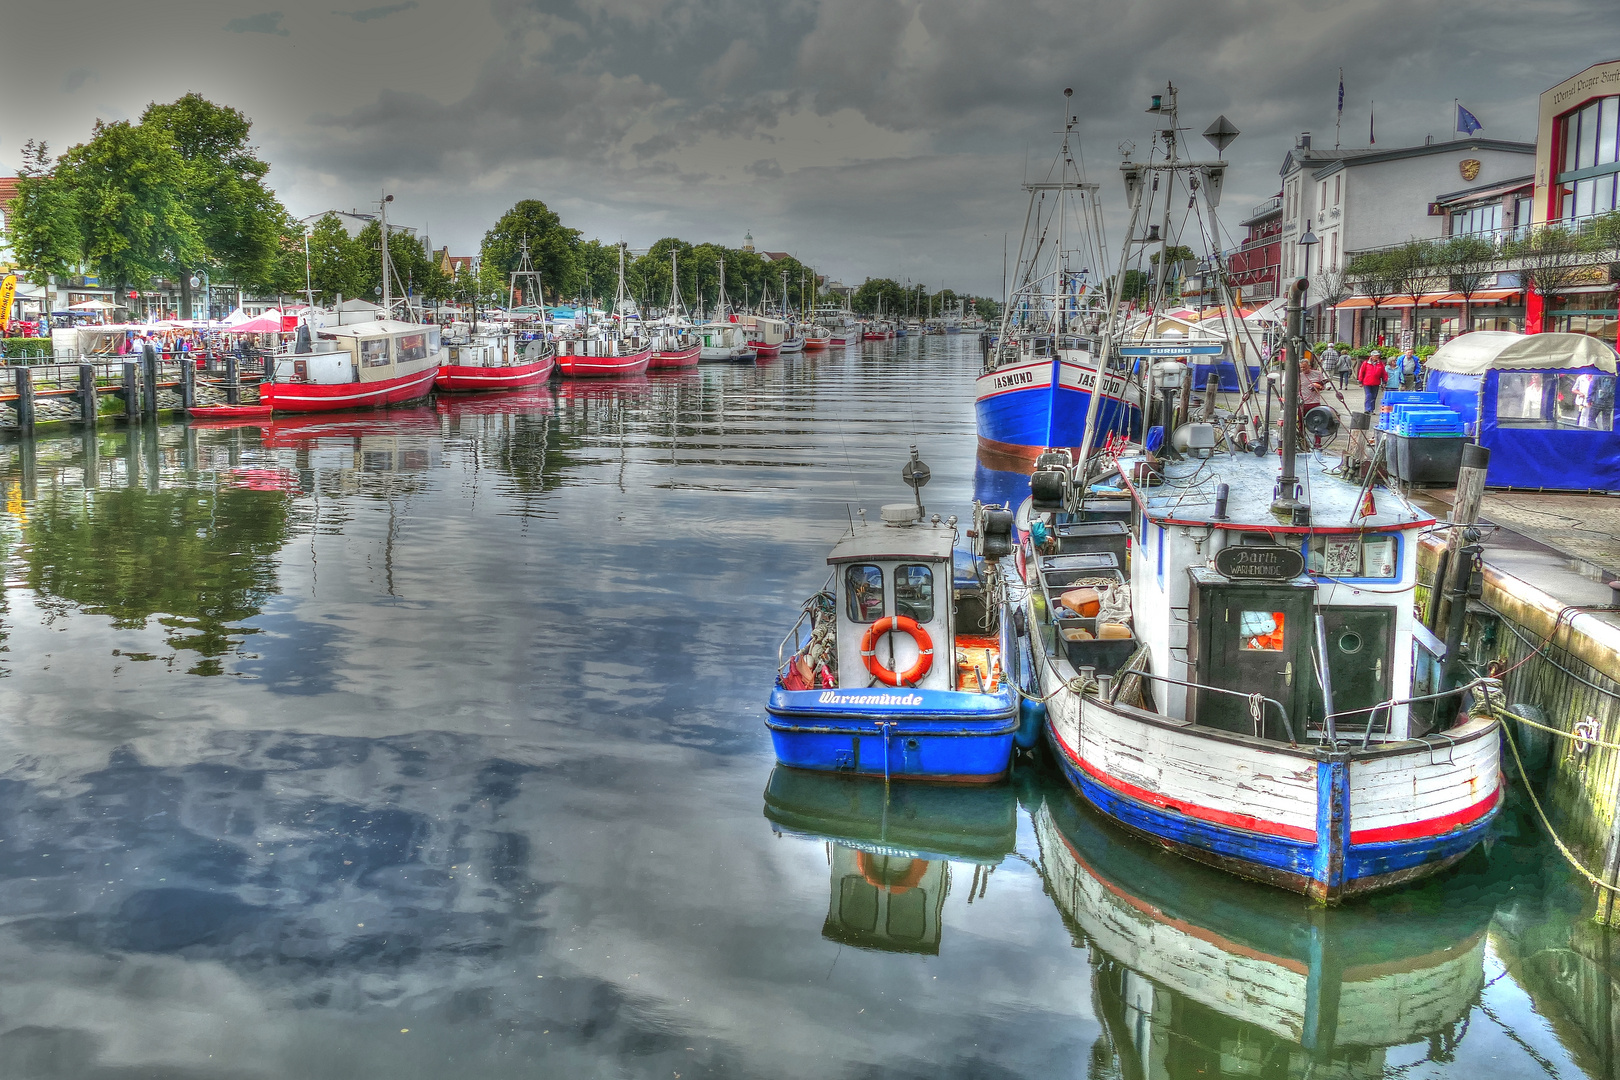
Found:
[379,191,394,317]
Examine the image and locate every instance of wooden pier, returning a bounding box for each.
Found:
[0,351,263,435]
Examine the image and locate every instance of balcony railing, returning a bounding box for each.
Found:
[1245,195,1282,221]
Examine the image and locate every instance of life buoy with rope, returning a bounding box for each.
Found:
[860,615,934,687]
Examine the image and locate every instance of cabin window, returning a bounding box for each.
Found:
[396,333,429,363]
[894,565,935,623]
[1554,373,1615,430]
[1238,610,1286,651]
[426,326,442,353]
[1307,534,1399,579]
[360,338,390,368]
[846,565,885,623]
[1498,372,1615,430]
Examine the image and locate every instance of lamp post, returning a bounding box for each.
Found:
[188,271,210,323]
[1297,226,1319,341]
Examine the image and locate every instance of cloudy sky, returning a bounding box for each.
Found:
[1,0,1612,293]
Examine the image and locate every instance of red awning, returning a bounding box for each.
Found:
[1333,290,1513,309]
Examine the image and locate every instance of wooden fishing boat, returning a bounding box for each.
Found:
[556,340,651,378]
[803,325,832,350]
[648,251,703,369]
[768,451,1017,783]
[434,337,555,391]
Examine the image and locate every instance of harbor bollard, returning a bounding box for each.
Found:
[225,354,240,404]
[142,344,159,419]
[79,364,97,425]
[123,362,140,421]
[14,367,35,436]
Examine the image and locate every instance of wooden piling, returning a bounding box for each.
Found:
[123,362,140,421]
[79,364,97,426]
[13,367,35,436]
[225,353,240,404]
[180,356,196,411]
[142,345,159,419]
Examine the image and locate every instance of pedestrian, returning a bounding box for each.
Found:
[1357,350,1386,414]
[1398,346,1419,390]
[1385,351,1402,392]
[1321,342,1346,390]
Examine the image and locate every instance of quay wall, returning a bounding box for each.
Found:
[1419,540,1620,911]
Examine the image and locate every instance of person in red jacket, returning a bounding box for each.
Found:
[1356,350,1386,414]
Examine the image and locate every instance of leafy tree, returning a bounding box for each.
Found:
[1386,239,1438,327]
[851,277,905,316]
[1345,251,1401,341]
[481,199,580,304]
[1438,235,1496,332]
[304,212,367,305]
[5,140,83,288]
[571,239,621,307]
[140,93,293,311]
[1118,268,1151,304]
[1312,267,1351,341]
[352,220,444,307]
[55,119,205,296]
[1505,225,1591,325]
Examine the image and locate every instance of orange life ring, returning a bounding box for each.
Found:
[860,615,934,687]
[856,851,929,894]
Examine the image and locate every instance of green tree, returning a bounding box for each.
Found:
[305,212,366,305]
[140,93,293,311]
[571,239,621,307]
[481,199,580,304]
[1438,235,1496,332]
[5,140,83,289]
[56,119,204,295]
[851,277,905,316]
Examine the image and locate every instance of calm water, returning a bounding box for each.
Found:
[0,337,1608,1078]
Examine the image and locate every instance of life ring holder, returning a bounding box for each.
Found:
[860,616,934,687]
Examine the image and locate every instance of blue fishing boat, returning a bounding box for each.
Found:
[767,451,1018,783]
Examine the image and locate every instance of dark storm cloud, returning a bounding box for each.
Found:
[223,11,290,34]
[334,1,418,20]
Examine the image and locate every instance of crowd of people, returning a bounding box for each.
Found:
[1311,343,1424,414]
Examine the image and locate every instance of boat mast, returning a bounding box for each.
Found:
[614,241,631,332]
[379,191,395,319]
[717,254,730,316]
[667,248,685,320]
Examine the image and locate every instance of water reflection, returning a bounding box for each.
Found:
[1035,790,1503,1078]
[764,768,1017,956]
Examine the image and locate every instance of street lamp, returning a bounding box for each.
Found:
[1297,227,1319,339]
[189,271,210,322]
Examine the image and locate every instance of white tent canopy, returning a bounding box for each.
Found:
[1426,331,1618,375]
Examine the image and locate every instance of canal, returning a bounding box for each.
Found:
[0,336,1609,1078]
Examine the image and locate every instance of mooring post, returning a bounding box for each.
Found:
[142,344,159,419]
[18,428,36,500]
[180,355,196,411]
[1429,444,1492,633]
[124,423,139,488]
[13,366,35,436]
[123,362,140,422]
[225,353,240,404]
[79,364,97,426]
[81,421,99,488]
[1200,373,1220,420]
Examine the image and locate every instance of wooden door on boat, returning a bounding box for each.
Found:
[1311,607,1395,732]
[1188,575,1314,740]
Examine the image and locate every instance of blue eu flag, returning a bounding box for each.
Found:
[1457,103,1483,135]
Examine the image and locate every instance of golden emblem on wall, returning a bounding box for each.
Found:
[1459,158,1481,182]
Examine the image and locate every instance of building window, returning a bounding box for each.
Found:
[1334,175,1341,206]
[1559,95,1620,220]
[1330,232,1339,270]
[1451,203,1503,236]
[1515,195,1532,227]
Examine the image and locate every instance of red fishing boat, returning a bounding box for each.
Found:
[648,251,702,369]
[435,337,556,391]
[556,340,652,378]
[804,324,832,350]
[260,320,440,413]
[746,314,786,360]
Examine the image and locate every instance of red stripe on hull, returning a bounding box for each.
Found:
[748,341,782,357]
[1350,786,1502,844]
[434,358,555,392]
[1049,724,1318,843]
[976,433,1083,466]
[557,349,652,378]
[259,368,437,413]
[649,345,701,369]
[804,338,831,349]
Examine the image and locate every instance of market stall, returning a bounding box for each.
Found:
[1425,331,1619,491]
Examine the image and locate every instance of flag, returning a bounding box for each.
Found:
[1457,102,1482,135]
[1337,70,1344,117]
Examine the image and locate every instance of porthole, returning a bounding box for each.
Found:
[1338,631,1362,654]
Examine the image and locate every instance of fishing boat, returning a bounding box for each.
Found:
[1034,789,1492,1070]
[803,326,832,350]
[746,314,785,360]
[779,330,806,354]
[697,321,755,363]
[261,319,440,412]
[558,242,653,378]
[435,335,555,391]
[767,449,1017,783]
[763,768,1017,955]
[994,86,1503,902]
[648,250,702,369]
[977,94,1140,464]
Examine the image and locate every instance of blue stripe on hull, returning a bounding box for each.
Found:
[769,726,1015,781]
[1049,730,1318,880]
[1048,727,1500,897]
[975,383,1139,451]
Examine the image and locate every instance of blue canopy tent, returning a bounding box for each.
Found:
[1425,331,1620,491]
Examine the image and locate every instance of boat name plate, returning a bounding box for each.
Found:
[1213,545,1305,581]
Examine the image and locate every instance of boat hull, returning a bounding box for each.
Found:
[766,687,1017,783]
[259,367,436,413]
[780,337,805,354]
[557,349,652,378]
[804,337,831,350]
[750,341,782,360]
[433,357,555,392]
[188,404,273,420]
[1041,690,1502,902]
[649,344,701,369]
[974,354,1140,460]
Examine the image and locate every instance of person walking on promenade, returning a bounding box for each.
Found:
[1398,346,1419,390]
[1357,350,1386,414]
[1322,343,1346,389]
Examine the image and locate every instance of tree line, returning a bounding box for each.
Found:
[4,93,992,320]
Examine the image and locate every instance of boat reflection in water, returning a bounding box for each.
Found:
[1035,792,1491,1077]
[763,768,1016,956]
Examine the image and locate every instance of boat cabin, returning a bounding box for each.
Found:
[273,320,442,385]
[827,515,958,691]
[746,316,787,346]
